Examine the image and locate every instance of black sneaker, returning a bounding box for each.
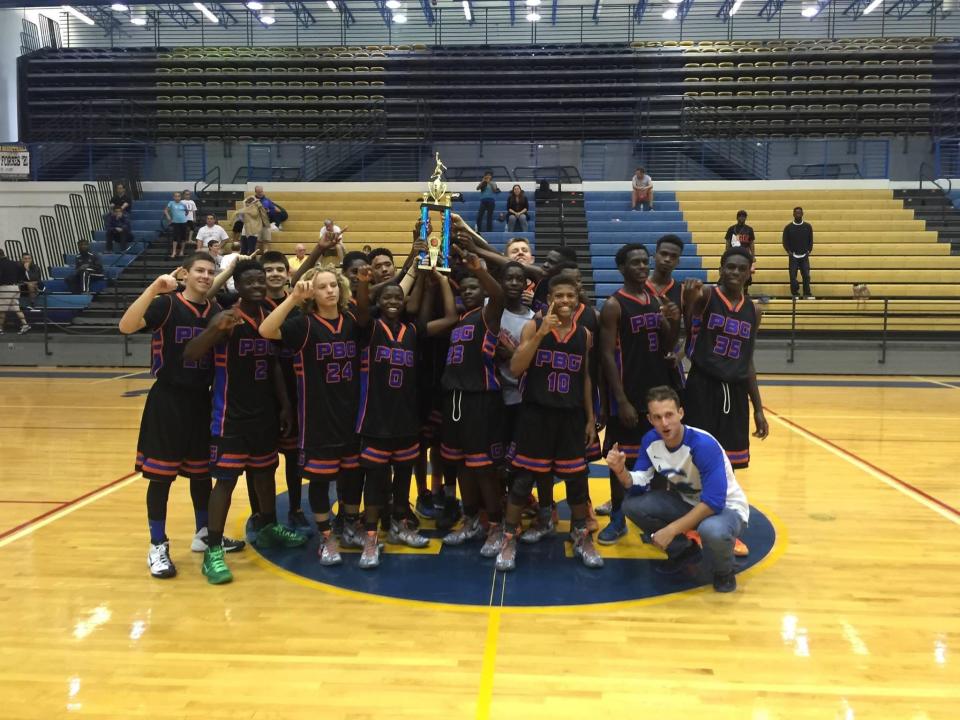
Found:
[713,571,737,593]
[403,503,421,529]
[287,509,311,531]
[415,492,439,520]
[653,541,702,575]
[435,497,462,532]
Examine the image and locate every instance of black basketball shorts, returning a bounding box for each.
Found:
[135,381,211,481]
[440,390,505,469]
[682,366,751,468]
[511,403,588,480]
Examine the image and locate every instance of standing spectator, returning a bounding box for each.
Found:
[163,191,189,259]
[195,214,229,250]
[110,183,133,214]
[726,210,756,289]
[783,206,815,300]
[506,185,530,232]
[18,253,42,310]
[239,195,269,255]
[206,240,224,272]
[475,171,500,232]
[318,219,347,268]
[0,249,30,334]
[631,167,654,211]
[68,240,104,294]
[725,210,755,254]
[105,206,133,252]
[181,189,198,243]
[287,243,308,273]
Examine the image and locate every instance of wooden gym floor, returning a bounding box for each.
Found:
[0,369,958,719]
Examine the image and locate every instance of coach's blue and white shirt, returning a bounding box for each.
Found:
[629,425,750,523]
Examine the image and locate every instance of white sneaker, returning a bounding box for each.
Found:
[148,541,177,578]
[270,223,280,231]
[18,324,30,335]
[191,527,246,553]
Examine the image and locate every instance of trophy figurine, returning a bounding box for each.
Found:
[418,153,453,273]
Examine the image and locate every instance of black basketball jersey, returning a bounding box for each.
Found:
[281,310,363,448]
[441,307,500,393]
[574,303,601,415]
[688,287,757,383]
[611,289,673,409]
[144,292,219,390]
[645,277,682,310]
[520,318,589,409]
[357,318,423,438]
[263,294,299,400]
[211,305,277,436]
[531,278,550,314]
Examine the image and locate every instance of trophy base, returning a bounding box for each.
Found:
[417,262,452,274]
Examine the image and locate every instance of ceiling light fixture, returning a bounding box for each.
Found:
[863,0,883,13]
[259,14,275,24]
[193,2,220,23]
[130,15,147,24]
[62,5,95,24]
[385,0,401,8]
[110,3,129,11]
[246,1,263,9]
[728,0,745,15]
[526,11,541,21]
[662,6,678,19]
[462,0,471,20]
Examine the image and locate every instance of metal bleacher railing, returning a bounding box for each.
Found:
[31,2,960,50]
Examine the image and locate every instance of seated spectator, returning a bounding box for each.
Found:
[163,191,189,259]
[475,171,500,232]
[631,166,654,211]
[110,183,133,214]
[0,249,30,334]
[18,253,42,310]
[195,213,229,249]
[105,206,133,252]
[239,195,269,255]
[254,185,286,232]
[361,244,372,255]
[506,185,530,232]
[318,219,347,268]
[68,240,104,294]
[288,243,308,272]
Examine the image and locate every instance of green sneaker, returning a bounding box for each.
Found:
[255,522,308,549]
[201,545,233,585]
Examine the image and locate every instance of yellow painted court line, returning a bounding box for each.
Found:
[767,411,960,526]
[0,405,138,411]
[475,608,501,720]
[0,474,141,549]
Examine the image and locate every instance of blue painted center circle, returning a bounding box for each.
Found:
[257,487,777,608]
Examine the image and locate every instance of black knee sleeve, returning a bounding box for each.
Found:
[339,468,364,506]
[146,479,172,521]
[308,479,332,515]
[564,477,589,507]
[509,471,536,505]
[363,466,391,507]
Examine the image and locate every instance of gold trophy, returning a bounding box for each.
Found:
[418,153,453,273]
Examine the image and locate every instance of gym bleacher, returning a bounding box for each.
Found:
[231,190,535,260]
[17,38,960,143]
[586,189,960,333]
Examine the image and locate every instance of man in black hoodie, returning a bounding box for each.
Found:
[782,206,814,300]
